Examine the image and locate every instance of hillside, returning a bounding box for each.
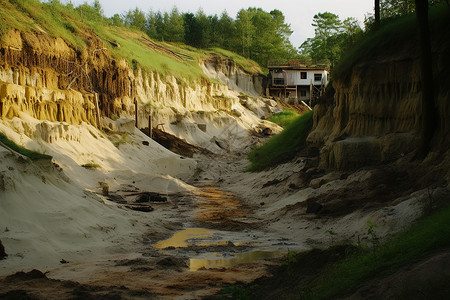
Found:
[0,0,272,153]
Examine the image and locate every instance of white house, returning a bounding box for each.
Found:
[268,61,329,104]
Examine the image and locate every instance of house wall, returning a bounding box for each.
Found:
[271,69,328,86]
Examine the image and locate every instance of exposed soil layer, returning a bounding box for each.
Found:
[150,128,212,158]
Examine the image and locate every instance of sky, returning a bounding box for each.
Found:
[64,0,374,47]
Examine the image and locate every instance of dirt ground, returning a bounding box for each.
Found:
[0,143,447,299]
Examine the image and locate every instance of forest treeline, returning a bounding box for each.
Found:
[7,0,447,69]
[116,7,299,68]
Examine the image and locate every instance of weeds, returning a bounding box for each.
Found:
[247,110,313,172]
[0,132,52,161]
[282,250,299,266]
[109,133,131,147]
[268,109,300,128]
[81,163,100,170]
[324,229,338,244]
[300,203,450,299]
[366,220,380,248]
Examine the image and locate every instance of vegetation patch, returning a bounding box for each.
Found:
[240,203,450,300]
[0,132,52,161]
[0,1,264,84]
[81,163,100,170]
[334,3,449,80]
[247,110,313,172]
[210,48,264,74]
[268,109,300,128]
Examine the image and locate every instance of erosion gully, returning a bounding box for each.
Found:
[54,154,302,299]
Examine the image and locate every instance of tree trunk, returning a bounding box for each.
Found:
[375,0,380,26]
[415,0,437,157]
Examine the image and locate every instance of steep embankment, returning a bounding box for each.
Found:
[0,26,278,153]
[308,8,450,172]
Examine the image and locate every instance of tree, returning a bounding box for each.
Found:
[110,14,123,26]
[93,0,103,16]
[183,13,201,47]
[195,9,211,48]
[375,0,380,25]
[299,12,362,68]
[217,11,236,49]
[415,0,437,157]
[123,8,147,32]
[235,9,256,58]
[146,11,159,39]
[299,12,342,66]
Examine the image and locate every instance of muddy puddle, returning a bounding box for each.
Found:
[189,250,284,271]
[154,227,298,271]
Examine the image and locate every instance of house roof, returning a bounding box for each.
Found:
[267,60,330,72]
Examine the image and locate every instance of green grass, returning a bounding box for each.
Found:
[98,27,205,81]
[0,132,52,161]
[247,110,313,172]
[0,1,262,84]
[268,109,300,128]
[210,48,264,75]
[302,203,450,299]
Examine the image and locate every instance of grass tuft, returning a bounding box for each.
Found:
[0,132,52,161]
[247,110,313,172]
[81,163,100,169]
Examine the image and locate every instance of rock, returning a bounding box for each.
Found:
[156,256,187,270]
[306,200,323,214]
[0,239,7,260]
[135,192,167,203]
[5,269,47,281]
[125,205,153,212]
[107,193,126,204]
[197,123,207,132]
[262,127,273,136]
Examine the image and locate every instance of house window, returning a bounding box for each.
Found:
[300,90,307,97]
[300,72,307,79]
[314,74,322,82]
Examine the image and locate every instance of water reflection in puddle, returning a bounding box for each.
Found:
[190,250,284,271]
[154,228,212,249]
[154,228,292,272]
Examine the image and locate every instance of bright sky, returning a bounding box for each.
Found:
[64,0,374,47]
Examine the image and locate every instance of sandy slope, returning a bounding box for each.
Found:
[0,113,197,276]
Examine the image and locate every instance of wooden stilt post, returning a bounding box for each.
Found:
[148,115,152,138]
[94,93,101,128]
[309,80,313,107]
[134,98,138,128]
